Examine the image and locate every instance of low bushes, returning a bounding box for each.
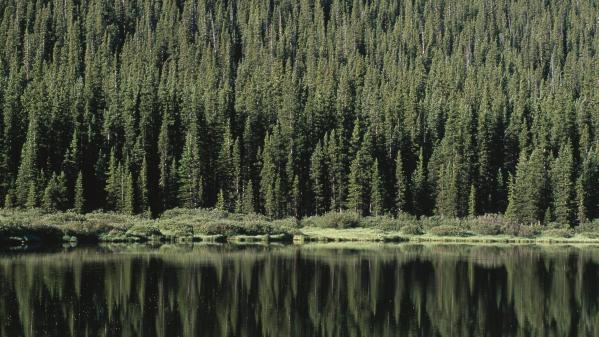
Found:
[2,208,599,245]
[429,225,470,237]
[470,223,502,235]
[542,228,574,238]
[301,211,361,229]
[401,224,424,235]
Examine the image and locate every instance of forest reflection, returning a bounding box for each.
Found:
[0,244,598,337]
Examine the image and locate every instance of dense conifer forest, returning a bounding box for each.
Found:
[0,0,598,226]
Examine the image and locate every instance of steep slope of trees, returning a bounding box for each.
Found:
[0,0,598,225]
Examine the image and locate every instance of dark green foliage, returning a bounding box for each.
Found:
[178,130,203,209]
[42,173,67,212]
[0,0,596,227]
[507,150,549,224]
[301,212,362,229]
[310,142,329,215]
[370,160,384,216]
[242,180,256,214]
[74,171,85,214]
[395,150,409,215]
[468,185,477,217]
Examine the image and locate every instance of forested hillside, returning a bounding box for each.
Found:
[0,0,598,225]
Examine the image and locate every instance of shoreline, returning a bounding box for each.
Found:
[2,209,599,248]
[4,228,599,248]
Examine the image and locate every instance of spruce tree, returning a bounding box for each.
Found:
[179,129,203,208]
[4,188,15,209]
[468,184,477,217]
[551,143,574,225]
[105,151,120,211]
[436,161,460,218]
[26,179,38,209]
[412,150,431,216]
[42,173,67,212]
[507,149,548,224]
[370,159,384,216]
[74,171,85,214]
[310,142,329,215]
[260,134,278,217]
[291,175,301,218]
[576,179,588,224]
[395,150,409,215]
[216,189,226,211]
[242,180,255,214]
[138,158,150,214]
[15,118,39,206]
[123,171,136,215]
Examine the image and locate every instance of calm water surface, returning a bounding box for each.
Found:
[0,243,598,337]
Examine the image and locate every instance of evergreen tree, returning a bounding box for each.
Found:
[468,184,477,217]
[507,149,549,224]
[26,179,38,209]
[216,189,226,211]
[370,160,384,216]
[15,118,39,206]
[105,151,121,211]
[347,132,374,215]
[551,143,575,225]
[178,130,203,208]
[138,158,150,214]
[395,150,409,215]
[310,142,329,215]
[242,180,255,214]
[74,171,85,214]
[123,171,136,215]
[291,175,301,218]
[412,150,431,216]
[436,161,460,218]
[4,188,15,209]
[42,173,67,212]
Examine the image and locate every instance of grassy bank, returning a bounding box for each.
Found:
[0,208,298,245]
[1,209,599,246]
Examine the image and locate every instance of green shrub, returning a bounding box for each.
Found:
[419,216,466,230]
[158,221,194,237]
[360,215,401,230]
[429,225,469,237]
[546,222,571,230]
[471,223,502,235]
[126,224,163,239]
[581,232,599,239]
[542,228,573,238]
[516,225,540,238]
[576,221,599,236]
[301,211,361,229]
[401,224,424,235]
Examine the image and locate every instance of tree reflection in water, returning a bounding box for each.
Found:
[0,244,598,337]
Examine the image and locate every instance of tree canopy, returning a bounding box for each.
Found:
[0,0,598,225]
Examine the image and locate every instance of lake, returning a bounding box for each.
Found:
[0,243,598,337]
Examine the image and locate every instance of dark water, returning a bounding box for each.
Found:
[1,244,598,337]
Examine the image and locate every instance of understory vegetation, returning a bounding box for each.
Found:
[2,208,599,245]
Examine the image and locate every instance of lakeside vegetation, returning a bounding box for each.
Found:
[2,208,599,246]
